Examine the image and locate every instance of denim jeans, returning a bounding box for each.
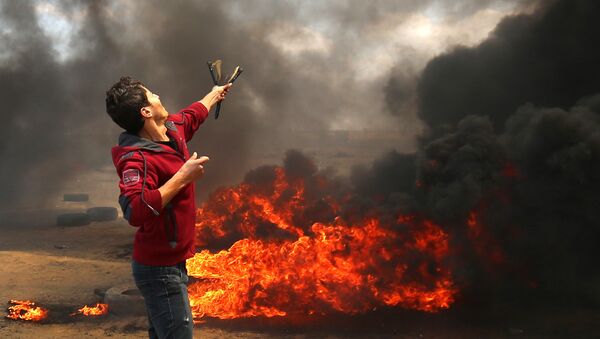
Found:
[132,260,193,339]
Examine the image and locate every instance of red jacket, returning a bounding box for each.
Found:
[111,102,208,266]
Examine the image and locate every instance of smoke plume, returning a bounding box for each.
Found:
[382,0,600,304]
[0,0,537,208]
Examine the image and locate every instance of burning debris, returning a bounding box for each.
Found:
[188,151,456,320]
[6,300,48,322]
[70,303,109,317]
[6,300,110,322]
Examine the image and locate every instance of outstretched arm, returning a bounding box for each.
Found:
[175,83,233,142]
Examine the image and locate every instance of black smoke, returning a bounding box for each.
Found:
[415,0,600,132]
[383,0,600,306]
[500,103,600,302]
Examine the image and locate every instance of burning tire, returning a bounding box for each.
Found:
[56,213,91,227]
[63,193,89,202]
[87,207,118,222]
[104,284,145,316]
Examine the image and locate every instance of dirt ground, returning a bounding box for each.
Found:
[1,166,599,338]
[0,165,282,339]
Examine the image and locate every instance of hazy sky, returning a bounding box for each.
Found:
[0,0,541,205]
[28,0,539,132]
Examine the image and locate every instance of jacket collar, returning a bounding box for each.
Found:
[118,132,174,153]
[118,118,181,153]
[165,120,177,132]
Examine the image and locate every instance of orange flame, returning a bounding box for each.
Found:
[6,300,48,322]
[188,165,457,320]
[71,303,109,316]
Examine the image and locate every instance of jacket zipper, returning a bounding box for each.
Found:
[164,203,178,249]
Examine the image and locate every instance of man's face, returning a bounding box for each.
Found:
[142,87,168,120]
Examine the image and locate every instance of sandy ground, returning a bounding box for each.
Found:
[1,166,599,338]
[0,166,246,338]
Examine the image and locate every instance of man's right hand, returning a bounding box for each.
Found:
[158,152,209,209]
[177,152,210,184]
[200,83,232,111]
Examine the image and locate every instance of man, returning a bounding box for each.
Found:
[106,76,231,338]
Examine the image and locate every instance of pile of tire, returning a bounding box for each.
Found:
[57,194,118,227]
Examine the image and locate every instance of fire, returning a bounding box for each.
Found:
[188,164,456,320]
[71,303,109,316]
[6,300,48,322]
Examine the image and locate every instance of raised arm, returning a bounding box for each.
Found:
[199,83,232,111]
[174,84,232,141]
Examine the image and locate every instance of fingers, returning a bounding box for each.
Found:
[188,153,210,165]
[220,83,232,94]
[213,83,232,93]
[197,156,210,165]
[221,84,232,99]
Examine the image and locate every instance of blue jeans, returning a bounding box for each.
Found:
[132,260,193,339]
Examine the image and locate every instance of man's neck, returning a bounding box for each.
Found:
[138,121,169,142]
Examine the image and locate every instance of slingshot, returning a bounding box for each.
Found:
[207,60,243,119]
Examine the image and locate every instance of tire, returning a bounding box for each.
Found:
[87,207,118,222]
[104,284,146,316]
[56,213,91,227]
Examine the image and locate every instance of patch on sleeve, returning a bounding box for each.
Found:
[122,169,140,186]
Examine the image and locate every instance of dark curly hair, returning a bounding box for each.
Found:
[105,76,150,133]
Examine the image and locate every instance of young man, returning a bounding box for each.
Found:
[106,76,231,338]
